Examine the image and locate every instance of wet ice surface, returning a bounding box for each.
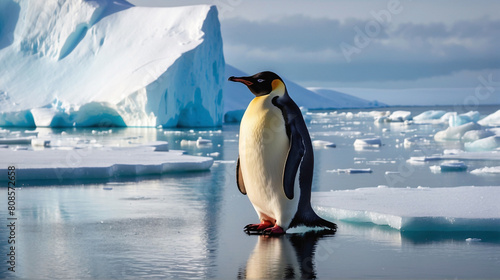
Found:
[2,106,500,279]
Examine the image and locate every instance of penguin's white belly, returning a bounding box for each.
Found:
[239,94,300,229]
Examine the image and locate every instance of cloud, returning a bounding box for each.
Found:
[222,15,500,85]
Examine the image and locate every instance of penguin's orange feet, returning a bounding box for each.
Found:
[244,220,274,234]
[262,225,286,236]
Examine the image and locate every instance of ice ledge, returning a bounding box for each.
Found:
[312,186,500,232]
[0,143,213,181]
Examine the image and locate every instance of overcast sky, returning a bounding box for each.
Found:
[131,0,500,95]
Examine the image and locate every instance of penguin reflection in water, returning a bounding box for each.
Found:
[228,71,337,236]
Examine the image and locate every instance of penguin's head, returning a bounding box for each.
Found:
[228,71,286,97]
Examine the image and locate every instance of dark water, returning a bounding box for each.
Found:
[1,106,500,279]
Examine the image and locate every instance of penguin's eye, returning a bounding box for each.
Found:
[257,79,265,83]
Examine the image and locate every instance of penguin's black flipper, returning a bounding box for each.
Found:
[273,95,306,200]
[282,132,304,200]
[236,157,247,195]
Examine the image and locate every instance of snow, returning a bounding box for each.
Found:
[0,142,213,181]
[223,65,385,123]
[312,186,500,231]
[0,1,224,128]
[449,111,481,127]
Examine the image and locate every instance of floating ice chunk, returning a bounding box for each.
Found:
[312,140,336,148]
[430,161,467,173]
[374,116,388,123]
[434,122,482,141]
[327,168,373,174]
[449,111,480,127]
[462,129,495,142]
[439,112,457,123]
[403,137,431,148]
[465,238,482,242]
[388,111,412,122]
[196,137,212,146]
[354,138,382,149]
[312,186,500,231]
[464,136,500,152]
[470,166,500,175]
[411,150,500,162]
[0,146,213,181]
[478,110,500,126]
[413,110,446,123]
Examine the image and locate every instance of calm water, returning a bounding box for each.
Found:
[1,106,500,279]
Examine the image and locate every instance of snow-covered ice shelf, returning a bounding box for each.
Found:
[0,142,213,181]
[312,186,500,232]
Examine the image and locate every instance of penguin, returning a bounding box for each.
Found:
[228,71,337,236]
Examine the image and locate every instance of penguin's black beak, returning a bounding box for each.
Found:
[228,76,253,86]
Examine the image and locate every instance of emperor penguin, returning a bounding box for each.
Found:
[228,71,337,236]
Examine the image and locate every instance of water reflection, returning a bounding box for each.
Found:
[238,230,336,279]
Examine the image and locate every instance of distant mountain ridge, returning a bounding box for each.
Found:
[224,65,385,122]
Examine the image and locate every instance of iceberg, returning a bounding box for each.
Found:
[353,137,382,149]
[429,160,468,173]
[0,1,224,128]
[312,186,500,231]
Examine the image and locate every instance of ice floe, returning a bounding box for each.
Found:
[388,111,412,122]
[0,141,213,181]
[312,140,336,148]
[429,161,468,173]
[478,109,500,126]
[327,168,373,174]
[470,166,500,175]
[354,138,382,149]
[434,122,482,141]
[312,186,500,231]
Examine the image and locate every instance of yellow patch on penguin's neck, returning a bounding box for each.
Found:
[271,79,286,96]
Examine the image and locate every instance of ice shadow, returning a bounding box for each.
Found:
[339,220,500,245]
[238,229,336,279]
[401,231,500,245]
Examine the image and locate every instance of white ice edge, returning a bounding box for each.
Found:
[312,186,500,232]
[0,145,213,181]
